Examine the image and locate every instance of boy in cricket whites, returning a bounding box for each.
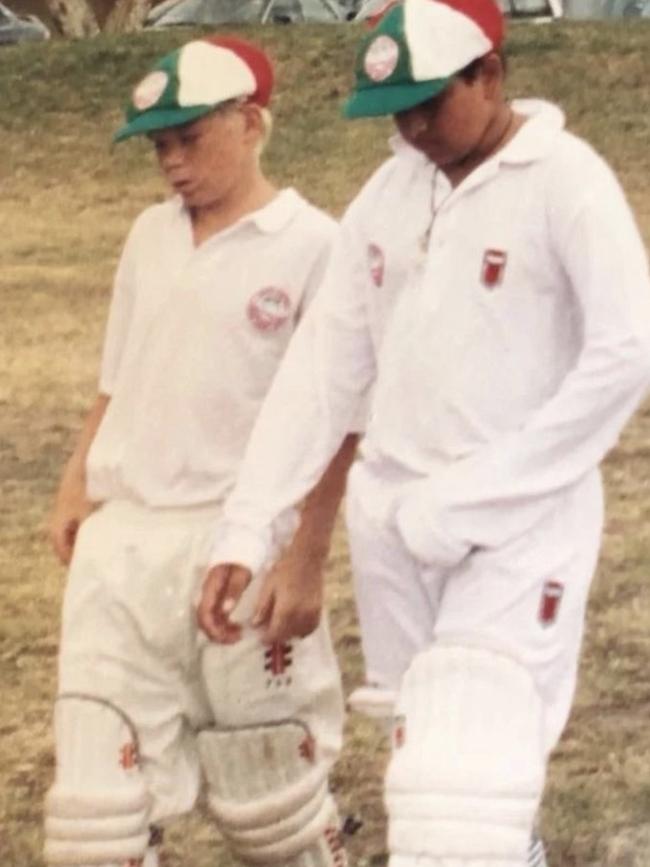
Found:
[46,35,357,867]
[198,1,650,865]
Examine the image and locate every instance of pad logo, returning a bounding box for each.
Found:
[119,741,139,770]
[368,242,385,287]
[539,580,564,627]
[392,714,406,749]
[324,826,346,867]
[132,71,168,111]
[364,35,399,82]
[481,249,508,289]
[299,733,317,764]
[247,287,292,333]
[264,641,293,686]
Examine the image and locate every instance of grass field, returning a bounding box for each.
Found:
[2,18,650,867]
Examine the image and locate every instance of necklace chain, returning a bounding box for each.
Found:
[418,106,516,255]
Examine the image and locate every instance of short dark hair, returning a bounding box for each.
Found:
[457,49,507,83]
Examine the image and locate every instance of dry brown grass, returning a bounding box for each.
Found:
[2,18,650,867]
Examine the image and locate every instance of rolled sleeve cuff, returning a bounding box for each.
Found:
[394,487,468,569]
[208,522,272,576]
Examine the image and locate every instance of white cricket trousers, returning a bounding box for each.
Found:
[345,459,604,867]
[56,499,344,824]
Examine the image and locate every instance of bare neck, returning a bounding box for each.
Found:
[190,171,278,247]
[444,105,525,189]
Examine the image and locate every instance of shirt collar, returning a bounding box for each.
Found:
[174,187,303,237]
[498,99,565,165]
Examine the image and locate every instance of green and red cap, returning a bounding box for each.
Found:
[344,0,504,119]
[114,35,274,143]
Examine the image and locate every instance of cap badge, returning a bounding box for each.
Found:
[364,35,399,82]
[132,71,169,111]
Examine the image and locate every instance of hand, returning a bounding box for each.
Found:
[251,549,324,645]
[394,480,469,569]
[49,481,93,565]
[197,563,252,644]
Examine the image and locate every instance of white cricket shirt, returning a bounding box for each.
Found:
[210,100,650,572]
[86,188,336,508]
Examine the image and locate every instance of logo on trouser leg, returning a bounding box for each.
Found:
[299,732,317,764]
[538,581,564,627]
[392,715,406,749]
[119,740,140,770]
[264,641,293,686]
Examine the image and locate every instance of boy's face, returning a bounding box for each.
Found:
[393,59,499,170]
[149,103,257,208]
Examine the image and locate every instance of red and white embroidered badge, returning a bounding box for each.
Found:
[367,242,385,287]
[119,741,139,770]
[132,71,168,111]
[364,35,399,82]
[299,733,317,764]
[481,249,508,289]
[247,287,291,332]
[392,715,406,749]
[539,580,564,627]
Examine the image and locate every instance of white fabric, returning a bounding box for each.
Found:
[346,461,603,751]
[347,685,398,720]
[386,643,545,862]
[44,697,152,865]
[87,189,336,508]
[208,99,650,574]
[198,722,340,864]
[178,41,256,107]
[58,500,344,827]
[404,0,492,81]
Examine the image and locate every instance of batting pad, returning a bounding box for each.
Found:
[198,721,346,866]
[385,642,545,863]
[44,695,152,865]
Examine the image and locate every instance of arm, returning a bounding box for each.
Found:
[49,213,143,564]
[49,394,110,565]
[396,157,650,565]
[197,214,376,642]
[200,434,359,644]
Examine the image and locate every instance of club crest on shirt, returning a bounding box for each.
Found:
[481,249,508,289]
[247,287,292,332]
[538,580,564,627]
[367,242,385,287]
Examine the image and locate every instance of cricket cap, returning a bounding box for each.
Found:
[344,0,504,119]
[114,35,274,142]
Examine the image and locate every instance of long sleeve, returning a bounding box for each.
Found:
[209,215,377,573]
[397,156,650,564]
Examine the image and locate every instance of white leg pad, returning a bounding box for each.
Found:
[44,695,152,865]
[386,642,546,863]
[198,721,347,866]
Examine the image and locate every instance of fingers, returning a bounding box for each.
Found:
[197,563,251,644]
[261,598,322,645]
[50,519,78,566]
[251,580,274,629]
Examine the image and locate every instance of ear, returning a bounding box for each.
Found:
[240,102,266,146]
[479,51,505,100]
